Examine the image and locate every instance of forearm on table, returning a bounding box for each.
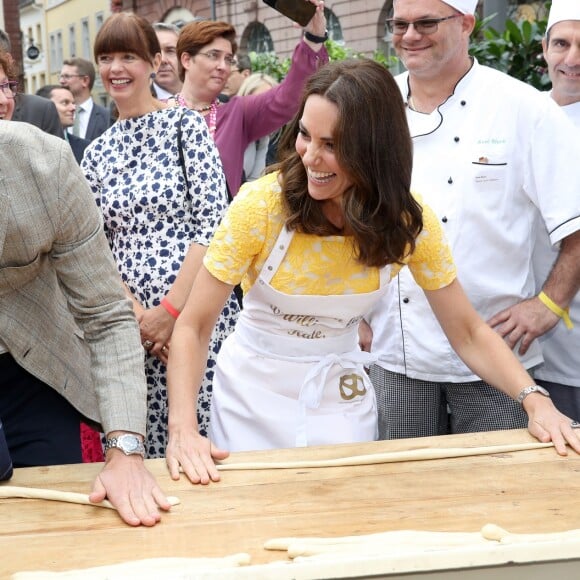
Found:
[167,325,209,431]
[449,322,534,400]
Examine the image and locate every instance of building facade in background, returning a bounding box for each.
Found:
[9,0,550,99]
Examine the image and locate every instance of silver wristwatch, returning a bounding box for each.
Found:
[104,433,145,457]
[516,385,550,405]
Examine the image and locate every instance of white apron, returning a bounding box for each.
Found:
[208,226,391,451]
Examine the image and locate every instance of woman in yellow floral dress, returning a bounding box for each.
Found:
[165,59,576,484]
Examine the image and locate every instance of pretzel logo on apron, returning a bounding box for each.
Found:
[339,374,367,401]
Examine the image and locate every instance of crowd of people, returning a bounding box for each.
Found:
[1,0,579,525]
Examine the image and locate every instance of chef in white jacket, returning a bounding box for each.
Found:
[364,0,580,439]
[532,0,580,421]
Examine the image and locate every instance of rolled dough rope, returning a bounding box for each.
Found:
[481,523,580,544]
[0,485,180,510]
[217,441,553,471]
[265,530,483,551]
[13,554,252,579]
[266,530,488,558]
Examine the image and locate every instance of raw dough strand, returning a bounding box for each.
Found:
[0,485,180,509]
[217,441,553,471]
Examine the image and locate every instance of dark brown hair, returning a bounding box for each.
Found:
[276,59,422,268]
[176,20,237,81]
[94,13,161,66]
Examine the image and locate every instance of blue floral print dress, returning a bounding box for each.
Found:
[82,106,239,458]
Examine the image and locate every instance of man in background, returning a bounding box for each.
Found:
[152,22,182,99]
[59,57,111,141]
[0,29,62,138]
[532,0,580,421]
[221,53,252,99]
[364,0,580,439]
[36,84,90,163]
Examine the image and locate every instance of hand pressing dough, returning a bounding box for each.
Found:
[217,441,553,471]
[0,485,180,510]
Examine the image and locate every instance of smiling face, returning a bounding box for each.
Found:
[295,94,353,224]
[0,65,15,121]
[155,29,182,94]
[543,20,580,106]
[392,0,472,81]
[49,86,76,128]
[181,37,234,102]
[97,51,160,117]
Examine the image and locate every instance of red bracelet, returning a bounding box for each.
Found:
[160,297,180,320]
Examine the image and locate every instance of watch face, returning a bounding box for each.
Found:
[119,434,139,452]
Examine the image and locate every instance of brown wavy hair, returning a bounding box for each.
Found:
[275,59,422,268]
[0,49,16,78]
[94,13,161,65]
[176,20,237,82]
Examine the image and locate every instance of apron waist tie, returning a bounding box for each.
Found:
[296,350,378,447]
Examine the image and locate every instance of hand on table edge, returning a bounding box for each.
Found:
[166,429,229,485]
[524,393,580,456]
[89,451,172,527]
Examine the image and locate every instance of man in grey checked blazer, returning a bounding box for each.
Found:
[0,121,172,526]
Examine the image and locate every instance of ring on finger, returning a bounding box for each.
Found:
[571,420,580,429]
[143,339,154,350]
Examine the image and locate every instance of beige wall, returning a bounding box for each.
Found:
[44,0,110,102]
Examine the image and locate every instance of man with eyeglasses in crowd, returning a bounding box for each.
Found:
[362,0,580,440]
[59,57,111,141]
[221,53,252,99]
[0,29,63,138]
[151,22,183,100]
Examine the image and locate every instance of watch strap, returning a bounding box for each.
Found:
[304,29,328,43]
[516,385,550,405]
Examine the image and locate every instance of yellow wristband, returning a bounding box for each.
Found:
[538,291,574,330]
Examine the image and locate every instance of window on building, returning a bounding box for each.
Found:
[245,22,274,53]
[96,12,104,32]
[325,8,343,43]
[81,18,90,59]
[69,24,76,57]
[49,33,56,72]
[56,31,63,70]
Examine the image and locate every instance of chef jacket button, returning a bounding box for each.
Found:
[279,245,285,250]
[403,297,410,304]
[442,216,448,223]
[448,177,453,184]
[461,100,466,106]
[267,266,273,271]
[454,136,460,142]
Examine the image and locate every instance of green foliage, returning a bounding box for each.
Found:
[249,39,397,82]
[469,8,550,90]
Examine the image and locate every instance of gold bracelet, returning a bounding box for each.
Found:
[538,291,574,330]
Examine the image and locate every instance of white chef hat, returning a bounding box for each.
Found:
[441,0,478,14]
[547,0,580,32]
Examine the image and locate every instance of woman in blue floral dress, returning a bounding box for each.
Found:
[82,13,239,457]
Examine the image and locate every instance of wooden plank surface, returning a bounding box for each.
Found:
[1,429,580,578]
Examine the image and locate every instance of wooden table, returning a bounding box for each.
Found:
[2,429,580,579]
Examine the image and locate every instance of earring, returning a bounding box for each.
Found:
[150,72,156,79]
